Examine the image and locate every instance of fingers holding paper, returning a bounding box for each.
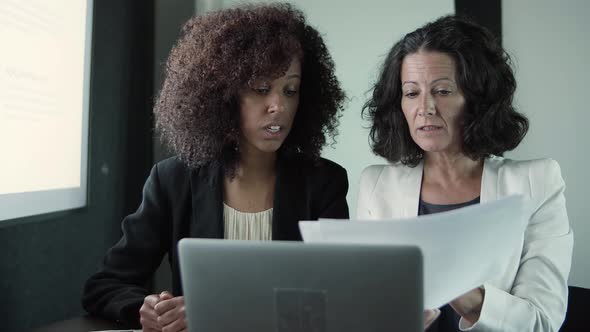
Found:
[449,286,484,326]
[423,308,441,329]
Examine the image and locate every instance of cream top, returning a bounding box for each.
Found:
[223,203,273,241]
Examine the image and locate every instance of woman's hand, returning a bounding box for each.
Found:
[423,308,440,329]
[140,291,187,332]
[424,309,440,330]
[140,293,163,332]
[154,291,187,332]
[449,287,485,326]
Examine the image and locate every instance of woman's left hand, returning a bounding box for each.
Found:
[154,291,187,332]
[423,308,440,329]
[449,286,485,326]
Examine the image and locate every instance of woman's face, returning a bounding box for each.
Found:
[400,51,466,155]
[238,58,301,155]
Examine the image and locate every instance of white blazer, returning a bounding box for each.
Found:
[357,156,573,332]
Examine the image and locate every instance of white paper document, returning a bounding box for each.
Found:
[299,195,529,309]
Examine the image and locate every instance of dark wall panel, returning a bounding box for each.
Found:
[455,0,502,44]
[0,1,153,331]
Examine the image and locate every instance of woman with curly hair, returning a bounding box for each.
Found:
[82,4,348,331]
[358,16,572,332]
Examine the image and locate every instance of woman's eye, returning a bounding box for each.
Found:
[404,91,418,98]
[436,89,451,96]
[284,89,298,97]
[254,87,270,94]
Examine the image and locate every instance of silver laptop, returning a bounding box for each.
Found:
[178,238,423,332]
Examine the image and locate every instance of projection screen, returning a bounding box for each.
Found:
[0,0,93,222]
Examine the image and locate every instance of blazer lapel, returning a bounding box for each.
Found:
[272,157,302,241]
[189,163,224,238]
[481,156,500,204]
[401,161,423,218]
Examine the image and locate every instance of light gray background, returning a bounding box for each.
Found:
[503,0,589,287]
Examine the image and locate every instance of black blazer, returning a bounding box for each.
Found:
[82,155,349,325]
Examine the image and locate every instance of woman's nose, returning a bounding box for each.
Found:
[417,94,435,116]
[267,93,284,114]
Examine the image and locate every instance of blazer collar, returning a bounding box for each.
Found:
[189,162,224,238]
[272,157,302,240]
[401,161,423,218]
[480,156,501,203]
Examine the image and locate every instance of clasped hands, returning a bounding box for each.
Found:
[140,291,187,332]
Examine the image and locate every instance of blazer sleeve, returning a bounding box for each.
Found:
[82,164,171,326]
[314,161,350,219]
[461,159,574,332]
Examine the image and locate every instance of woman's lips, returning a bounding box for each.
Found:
[418,125,442,132]
[263,124,284,138]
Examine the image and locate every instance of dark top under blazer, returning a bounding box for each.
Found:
[82,155,349,325]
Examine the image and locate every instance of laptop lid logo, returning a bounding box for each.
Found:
[274,288,327,332]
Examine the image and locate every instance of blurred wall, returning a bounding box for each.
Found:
[503,0,590,288]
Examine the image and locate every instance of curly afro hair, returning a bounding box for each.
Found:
[363,15,529,166]
[154,3,345,173]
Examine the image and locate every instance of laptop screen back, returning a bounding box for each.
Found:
[178,239,423,332]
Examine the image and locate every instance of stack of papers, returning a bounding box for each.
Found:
[299,195,528,309]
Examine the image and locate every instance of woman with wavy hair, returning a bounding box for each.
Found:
[359,15,572,332]
[82,4,348,331]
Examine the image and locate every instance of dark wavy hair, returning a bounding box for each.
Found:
[363,15,529,166]
[154,3,345,173]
